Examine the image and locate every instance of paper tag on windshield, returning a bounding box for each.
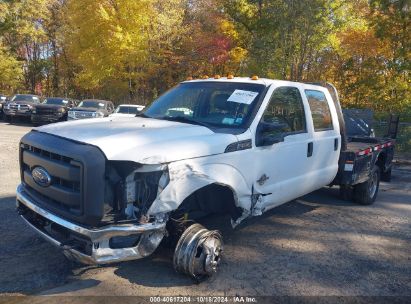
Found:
[227,90,259,105]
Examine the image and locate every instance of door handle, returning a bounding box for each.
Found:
[307,142,313,157]
[334,138,339,151]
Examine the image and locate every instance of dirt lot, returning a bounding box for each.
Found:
[0,121,410,297]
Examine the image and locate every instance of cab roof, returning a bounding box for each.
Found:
[182,77,326,90]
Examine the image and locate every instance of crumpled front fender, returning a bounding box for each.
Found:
[147,160,252,215]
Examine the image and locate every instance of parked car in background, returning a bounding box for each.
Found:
[0,94,8,119]
[31,97,77,126]
[3,94,40,122]
[109,104,145,118]
[68,99,114,120]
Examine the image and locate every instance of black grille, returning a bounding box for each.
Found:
[21,143,83,214]
[19,131,106,226]
[36,108,57,115]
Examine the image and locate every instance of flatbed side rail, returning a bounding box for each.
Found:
[333,138,395,186]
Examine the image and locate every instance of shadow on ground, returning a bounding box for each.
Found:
[0,195,76,294]
[0,117,32,127]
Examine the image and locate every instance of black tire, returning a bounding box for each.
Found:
[381,168,392,182]
[5,115,11,123]
[354,165,380,205]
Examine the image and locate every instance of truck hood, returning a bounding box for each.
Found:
[35,117,237,164]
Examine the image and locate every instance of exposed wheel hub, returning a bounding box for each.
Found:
[173,223,223,281]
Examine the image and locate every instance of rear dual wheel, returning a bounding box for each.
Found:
[354,165,380,205]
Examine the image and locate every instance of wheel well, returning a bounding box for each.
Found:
[171,183,243,222]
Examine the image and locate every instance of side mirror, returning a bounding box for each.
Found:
[256,121,286,146]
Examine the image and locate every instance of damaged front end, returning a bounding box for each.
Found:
[17,160,171,265]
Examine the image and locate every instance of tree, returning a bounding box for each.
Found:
[0,0,53,94]
[0,41,23,92]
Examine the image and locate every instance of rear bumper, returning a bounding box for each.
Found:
[16,184,166,264]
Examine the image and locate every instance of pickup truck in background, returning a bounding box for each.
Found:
[4,94,41,122]
[31,97,78,126]
[68,99,114,120]
[16,77,397,281]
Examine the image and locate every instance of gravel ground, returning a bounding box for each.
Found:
[0,121,410,297]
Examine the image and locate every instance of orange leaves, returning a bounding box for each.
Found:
[338,28,392,59]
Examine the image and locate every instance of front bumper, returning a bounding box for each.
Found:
[16,184,166,264]
[4,109,32,117]
[31,113,65,123]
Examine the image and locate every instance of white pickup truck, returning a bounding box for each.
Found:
[16,77,396,281]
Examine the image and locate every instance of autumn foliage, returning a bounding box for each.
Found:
[0,0,409,114]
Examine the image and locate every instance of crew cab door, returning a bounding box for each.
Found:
[252,86,314,211]
[303,88,340,188]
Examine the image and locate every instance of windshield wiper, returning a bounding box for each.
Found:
[157,116,212,129]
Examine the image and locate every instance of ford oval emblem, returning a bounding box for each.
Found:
[32,166,52,187]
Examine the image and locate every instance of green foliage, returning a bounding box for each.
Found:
[0,41,23,92]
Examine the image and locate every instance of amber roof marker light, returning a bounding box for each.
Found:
[251,75,259,80]
[202,75,209,79]
[186,76,193,81]
[227,74,234,79]
[214,74,221,79]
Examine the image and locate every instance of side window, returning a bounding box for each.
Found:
[261,86,306,135]
[305,90,333,131]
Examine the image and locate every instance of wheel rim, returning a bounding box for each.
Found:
[173,223,223,281]
[369,170,378,198]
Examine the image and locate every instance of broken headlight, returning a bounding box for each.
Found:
[123,168,169,221]
[105,161,170,222]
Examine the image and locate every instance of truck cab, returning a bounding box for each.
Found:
[16,77,393,281]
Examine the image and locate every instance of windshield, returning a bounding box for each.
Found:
[144,82,266,128]
[115,106,139,114]
[44,98,69,105]
[11,95,39,103]
[78,100,105,109]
